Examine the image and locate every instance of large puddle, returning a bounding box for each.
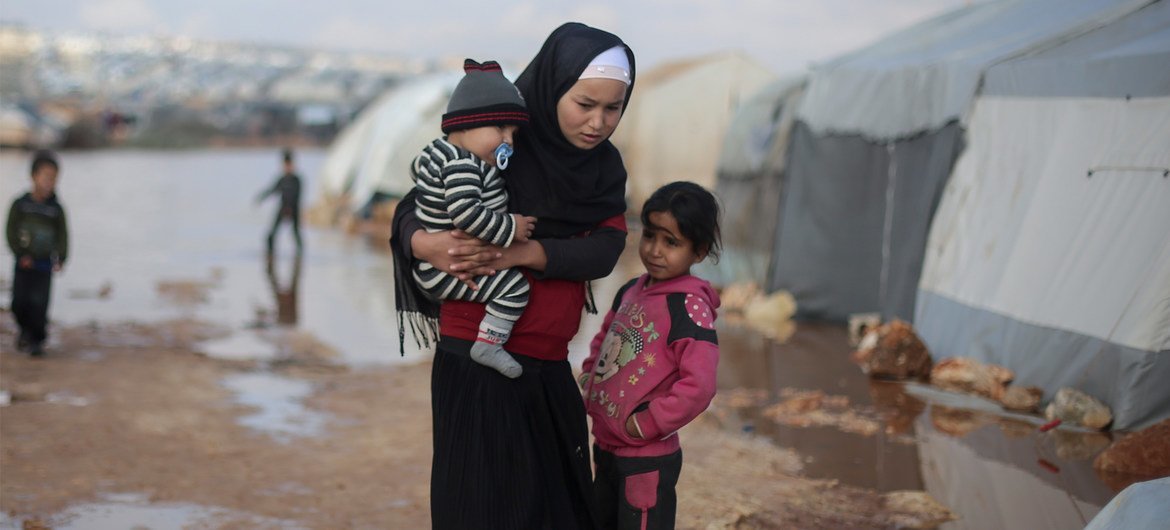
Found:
[220,372,329,442]
[715,320,1119,529]
[0,149,1130,528]
[0,492,298,530]
[0,149,426,369]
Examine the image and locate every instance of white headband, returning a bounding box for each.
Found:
[578,46,631,85]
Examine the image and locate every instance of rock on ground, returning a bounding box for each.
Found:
[1094,419,1170,483]
[1046,387,1113,430]
[851,320,933,380]
[929,357,1013,402]
[1000,385,1043,412]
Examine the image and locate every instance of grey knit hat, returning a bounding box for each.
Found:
[442,59,529,134]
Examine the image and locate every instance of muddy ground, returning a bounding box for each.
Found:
[1,315,954,529]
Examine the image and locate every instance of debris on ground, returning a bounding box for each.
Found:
[712,387,770,409]
[718,282,797,341]
[719,282,762,314]
[761,389,882,437]
[881,490,958,529]
[851,320,932,380]
[847,312,881,347]
[1000,385,1044,412]
[156,279,214,306]
[1093,418,1170,488]
[1045,387,1112,430]
[929,357,1013,401]
[743,290,797,340]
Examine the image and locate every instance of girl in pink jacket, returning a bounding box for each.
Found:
[581,181,722,530]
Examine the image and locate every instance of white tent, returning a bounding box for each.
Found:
[916,0,1170,430]
[611,53,776,211]
[317,73,459,213]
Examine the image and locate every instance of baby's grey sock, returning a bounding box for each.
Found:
[471,314,522,378]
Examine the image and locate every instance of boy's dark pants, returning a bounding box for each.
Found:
[11,265,52,345]
[593,445,682,530]
[267,209,302,252]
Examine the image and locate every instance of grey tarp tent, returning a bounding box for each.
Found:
[767,0,1150,321]
[705,77,804,287]
[915,0,1170,430]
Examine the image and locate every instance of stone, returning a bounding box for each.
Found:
[719,281,762,314]
[851,320,933,380]
[1094,419,1170,479]
[1045,388,1113,430]
[743,290,797,340]
[882,491,958,529]
[1000,386,1044,412]
[930,357,1013,401]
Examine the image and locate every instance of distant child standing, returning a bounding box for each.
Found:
[256,149,303,254]
[6,150,69,357]
[581,181,722,530]
[407,59,536,378]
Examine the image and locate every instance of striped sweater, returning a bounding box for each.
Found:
[411,138,516,247]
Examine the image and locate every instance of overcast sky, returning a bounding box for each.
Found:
[1,0,970,74]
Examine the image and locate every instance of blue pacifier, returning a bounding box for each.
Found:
[494,142,514,170]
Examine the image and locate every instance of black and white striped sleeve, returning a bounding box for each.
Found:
[441,159,515,247]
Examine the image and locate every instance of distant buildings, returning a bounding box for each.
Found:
[0,24,434,148]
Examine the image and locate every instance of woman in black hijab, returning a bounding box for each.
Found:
[391,22,635,530]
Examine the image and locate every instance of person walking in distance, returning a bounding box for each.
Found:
[257,149,303,254]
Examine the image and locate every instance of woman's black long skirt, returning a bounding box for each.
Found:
[430,337,597,530]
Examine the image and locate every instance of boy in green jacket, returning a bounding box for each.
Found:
[6,150,68,357]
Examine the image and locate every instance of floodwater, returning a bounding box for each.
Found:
[717,322,1119,529]
[0,148,422,366]
[0,148,1123,529]
[0,492,300,530]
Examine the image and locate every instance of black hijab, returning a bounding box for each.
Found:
[391,22,636,352]
[507,22,637,238]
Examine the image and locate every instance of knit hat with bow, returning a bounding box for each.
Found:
[441,59,529,134]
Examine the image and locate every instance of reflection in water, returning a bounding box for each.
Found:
[918,412,1114,530]
[869,379,926,436]
[266,251,302,326]
[27,491,299,530]
[0,149,421,367]
[716,321,926,492]
[221,372,327,442]
[716,318,1122,529]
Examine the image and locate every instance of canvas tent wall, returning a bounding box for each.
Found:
[704,77,804,288]
[768,0,1151,322]
[915,0,1170,430]
[610,53,776,212]
[317,73,458,215]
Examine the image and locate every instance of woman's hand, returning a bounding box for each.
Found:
[411,229,500,289]
[411,230,549,289]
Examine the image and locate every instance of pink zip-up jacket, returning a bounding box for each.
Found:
[580,274,720,457]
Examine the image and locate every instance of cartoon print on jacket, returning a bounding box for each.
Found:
[591,321,644,383]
